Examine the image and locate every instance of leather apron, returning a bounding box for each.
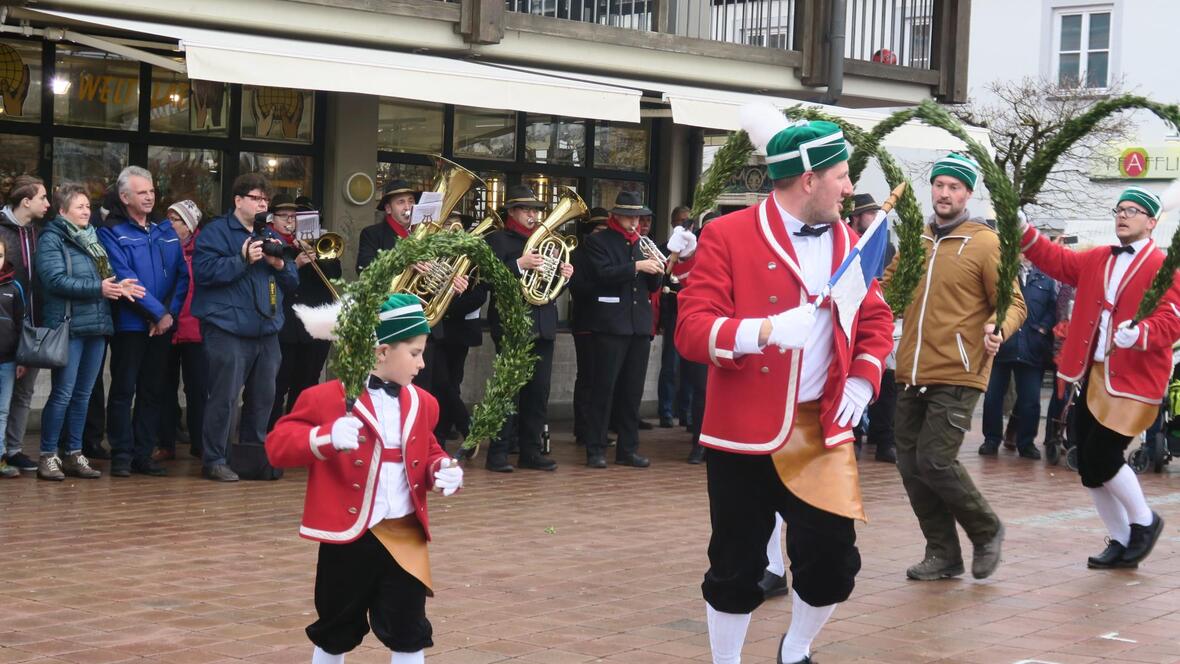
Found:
[771,401,866,522]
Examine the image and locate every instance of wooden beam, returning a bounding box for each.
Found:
[459,0,504,44]
[931,0,970,103]
[795,0,830,88]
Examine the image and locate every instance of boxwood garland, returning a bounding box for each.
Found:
[331,231,537,452]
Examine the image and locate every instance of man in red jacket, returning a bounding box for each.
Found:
[676,104,893,664]
[1020,186,1178,570]
[266,293,463,664]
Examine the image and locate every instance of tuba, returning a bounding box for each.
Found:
[521,187,585,306]
[389,157,501,326]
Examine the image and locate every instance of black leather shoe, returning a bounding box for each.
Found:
[485,457,514,473]
[687,444,706,465]
[776,633,812,663]
[518,455,557,471]
[978,440,1000,456]
[1122,512,1164,564]
[586,453,608,469]
[759,570,788,599]
[1017,445,1042,460]
[202,464,239,482]
[1088,538,1135,569]
[615,454,650,468]
[109,464,131,478]
[130,459,167,477]
[659,417,674,428]
[637,420,653,430]
[874,446,897,463]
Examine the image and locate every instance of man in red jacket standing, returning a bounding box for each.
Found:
[266,293,463,664]
[676,104,893,664]
[1020,186,1178,570]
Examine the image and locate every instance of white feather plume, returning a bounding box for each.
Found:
[739,102,790,155]
[1159,178,1180,215]
[294,301,343,341]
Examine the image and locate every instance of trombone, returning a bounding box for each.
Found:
[296,230,344,300]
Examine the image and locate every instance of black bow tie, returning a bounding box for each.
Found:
[368,375,402,397]
[793,224,830,237]
[1111,245,1135,256]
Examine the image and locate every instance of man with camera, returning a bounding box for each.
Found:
[192,173,298,482]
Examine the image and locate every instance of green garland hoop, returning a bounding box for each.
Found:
[1018,94,1180,321]
[331,231,537,451]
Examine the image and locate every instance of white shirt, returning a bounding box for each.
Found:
[1094,237,1150,362]
[366,385,414,527]
[734,200,835,402]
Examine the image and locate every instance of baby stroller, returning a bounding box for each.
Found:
[1044,381,1079,471]
[1128,373,1180,474]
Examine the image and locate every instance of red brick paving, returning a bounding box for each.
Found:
[0,423,1178,663]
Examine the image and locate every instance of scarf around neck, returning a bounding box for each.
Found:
[385,213,410,239]
[608,218,639,245]
[60,217,113,279]
[507,217,538,238]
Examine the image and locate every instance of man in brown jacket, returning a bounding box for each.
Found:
[884,152,1027,582]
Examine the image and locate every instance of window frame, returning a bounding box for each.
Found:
[1051,5,1113,90]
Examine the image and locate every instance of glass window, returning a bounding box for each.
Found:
[151,67,230,136]
[149,147,222,222]
[522,173,581,209]
[1060,14,1082,51]
[240,152,313,200]
[1056,10,1111,89]
[0,39,42,122]
[593,178,646,210]
[52,46,139,130]
[378,98,444,154]
[376,162,434,198]
[0,135,40,203]
[453,106,516,161]
[241,85,314,143]
[594,120,649,171]
[52,137,129,203]
[464,170,505,221]
[525,116,585,166]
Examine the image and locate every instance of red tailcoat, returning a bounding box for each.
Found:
[675,198,894,454]
[266,380,450,543]
[1021,226,1180,403]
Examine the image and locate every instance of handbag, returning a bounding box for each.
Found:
[15,244,73,369]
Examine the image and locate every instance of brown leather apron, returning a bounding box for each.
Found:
[770,401,866,522]
[370,515,432,595]
[1086,363,1158,437]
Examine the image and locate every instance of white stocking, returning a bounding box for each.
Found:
[1104,464,1153,526]
[779,590,836,663]
[312,647,344,664]
[706,602,751,664]
[1086,486,1130,546]
[390,650,424,664]
[766,513,786,576]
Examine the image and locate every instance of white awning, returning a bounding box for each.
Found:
[34,10,642,123]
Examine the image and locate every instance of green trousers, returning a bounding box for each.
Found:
[895,384,1002,560]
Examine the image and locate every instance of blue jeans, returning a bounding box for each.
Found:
[41,335,107,455]
[982,360,1045,450]
[657,333,680,420]
[0,361,14,458]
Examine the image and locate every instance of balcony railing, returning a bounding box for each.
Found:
[845,0,936,69]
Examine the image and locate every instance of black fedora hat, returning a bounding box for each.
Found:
[849,193,881,216]
[584,206,610,226]
[611,190,652,217]
[505,184,547,210]
[375,178,416,210]
[270,194,298,211]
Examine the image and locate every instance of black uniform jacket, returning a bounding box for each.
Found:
[581,228,661,336]
[356,218,403,273]
[485,227,561,342]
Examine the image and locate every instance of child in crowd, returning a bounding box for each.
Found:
[266,293,464,664]
[0,237,26,478]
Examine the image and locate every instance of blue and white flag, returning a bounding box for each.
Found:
[823,209,892,338]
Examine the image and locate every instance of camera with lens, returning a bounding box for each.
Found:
[253,213,301,260]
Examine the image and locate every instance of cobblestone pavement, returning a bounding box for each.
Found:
[0,422,1177,663]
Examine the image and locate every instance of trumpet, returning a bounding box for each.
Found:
[638,234,679,293]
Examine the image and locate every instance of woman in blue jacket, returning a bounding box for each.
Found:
[34,184,143,481]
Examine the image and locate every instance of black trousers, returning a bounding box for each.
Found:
[1072,378,1135,488]
[159,343,208,454]
[682,358,707,440]
[107,330,173,466]
[432,341,471,442]
[489,337,554,462]
[586,334,651,458]
[572,333,594,444]
[307,531,432,654]
[703,450,860,613]
[269,340,331,430]
[200,323,280,468]
[867,368,897,452]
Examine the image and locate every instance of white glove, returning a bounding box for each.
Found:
[667,226,698,257]
[766,302,818,350]
[1114,320,1141,349]
[1017,210,1029,233]
[835,377,873,427]
[433,458,464,496]
[329,416,363,452]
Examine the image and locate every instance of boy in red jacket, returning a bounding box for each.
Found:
[266,293,463,664]
[1020,187,1179,570]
